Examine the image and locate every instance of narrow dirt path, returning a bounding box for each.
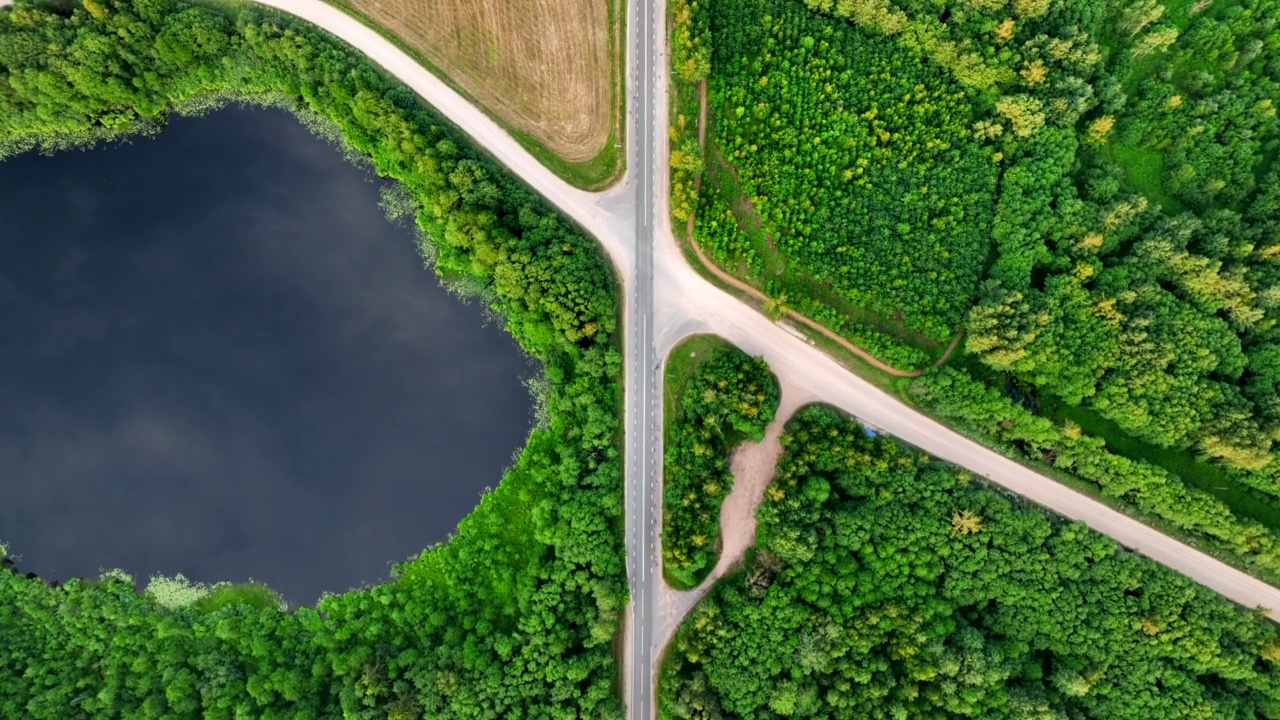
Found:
[655,386,807,651]
[683,79,963,378]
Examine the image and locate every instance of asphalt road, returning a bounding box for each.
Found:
[11,0,1280,716]
[623,0,660,716]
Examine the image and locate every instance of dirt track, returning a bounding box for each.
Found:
[657,388,803,644]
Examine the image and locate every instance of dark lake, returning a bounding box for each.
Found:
[0,105,534,606]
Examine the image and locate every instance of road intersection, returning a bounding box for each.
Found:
[621,0,660,715]
[11,0,1280,715]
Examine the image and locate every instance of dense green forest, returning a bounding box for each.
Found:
[0,0,626,716]
[957,0,1280,476]
[701,0,998,343]
[663,344,779,588]
[912,366,1280,583]
[660,405,1280,719]
[674,0,1280,579]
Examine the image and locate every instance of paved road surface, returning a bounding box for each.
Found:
[622,0,661,717]
[11,0,1280,716]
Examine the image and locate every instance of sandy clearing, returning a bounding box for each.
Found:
[656,384,807,645]
[711,390,801,583]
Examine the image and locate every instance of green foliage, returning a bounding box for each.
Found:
[667,0,1280,594]
[0,0,625,716]
[953,0,1280,484]
[967,145,1280,475]
[1110,0,1280,209]
[671,133,705,223]
[689,0,1280,582]
[672,0,712,83]
[703,0,997,341]
[194,583,287,614]
[912,366,1280,583]
[668,0,710,227]
[800,0,1016,91]
[660,405,1280,719]
[693,159,937,369]
[664,346,779,588]
[771,288,937,369]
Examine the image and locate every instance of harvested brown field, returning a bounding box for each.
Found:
[351,0,615,163]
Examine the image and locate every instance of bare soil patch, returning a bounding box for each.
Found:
[656,389,805,645]
[352,0,613,162]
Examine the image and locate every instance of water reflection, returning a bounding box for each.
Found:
[0,106,533,605]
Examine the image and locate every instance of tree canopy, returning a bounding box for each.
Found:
[664,345,779,588]
[697,0,998,342]
[676,0,1280,581]
[661,405,1280,719]
[0,0,625,716]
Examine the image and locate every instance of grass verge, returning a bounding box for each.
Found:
[194,582,285,614]
[663,335,732,449]
[1101,142,1186,214]
[1044,398,1280,530]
